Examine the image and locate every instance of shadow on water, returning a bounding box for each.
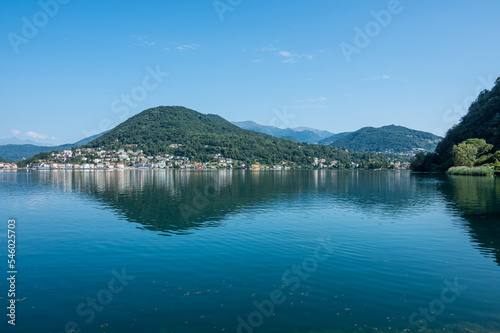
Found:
[437,174,500,264]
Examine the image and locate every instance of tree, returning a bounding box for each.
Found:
[451,138,493,167]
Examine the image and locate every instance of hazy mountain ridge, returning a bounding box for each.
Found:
[233,120,439,153]
[0,132,105,162]
[231,121,334,144]
[0,137,57,146]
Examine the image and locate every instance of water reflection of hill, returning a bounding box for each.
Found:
[27,170,500,262]
[41,170,320,235]
[438,175,500,264]
[32,170,434,235]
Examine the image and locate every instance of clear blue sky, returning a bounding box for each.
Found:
[1,0,499,144]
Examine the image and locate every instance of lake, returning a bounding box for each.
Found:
[1,170,500,333]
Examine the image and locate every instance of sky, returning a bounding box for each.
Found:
[1,0,500,145]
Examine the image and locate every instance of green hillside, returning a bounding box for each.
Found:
[85,106,333,165]
[317,132,352,145]
[83,106,406,167]
[412,77,500,171]
[324,125,441,153]
[280,135,301,143]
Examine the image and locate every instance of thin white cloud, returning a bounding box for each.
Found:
[262,45,313,64]
[261,45,278,52]
[290,96,328,110]
[279,51,313,60]
[11,129,20,136]
[252,59,262,63]
[296,97,327,103]
[288,104,327,110]
[365,75,391,81]
[25,131,54,139]
[131,35,155,46]
[176,44,199,51]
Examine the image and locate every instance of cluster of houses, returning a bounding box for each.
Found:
[31,162,126,170]
[17,146,411,171]
[390,161,411,169]
[312,157,339,168]
[0,162,18,169]
[24,147,249,170]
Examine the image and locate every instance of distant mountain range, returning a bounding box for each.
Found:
[0,132,105,162]
[0,137,57,146]
[233,121,440,153]
[231,121,337,144]
[319,125,442,153]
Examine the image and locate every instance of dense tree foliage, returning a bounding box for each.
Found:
[280,135,301,143]
[451,138,493,167]
[323,125,441,153]
[411,77,500,171]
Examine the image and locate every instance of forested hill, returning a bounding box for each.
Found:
[85,106,335,165]
[83,106,404,167]
[411,77,500,171]
[322,125,441,153]
[434,78,500,163]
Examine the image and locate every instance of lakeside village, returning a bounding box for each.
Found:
[1,145,411,171]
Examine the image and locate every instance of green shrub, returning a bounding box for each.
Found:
[447,166,495,176]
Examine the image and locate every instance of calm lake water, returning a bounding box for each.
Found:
[1,170,500,333]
